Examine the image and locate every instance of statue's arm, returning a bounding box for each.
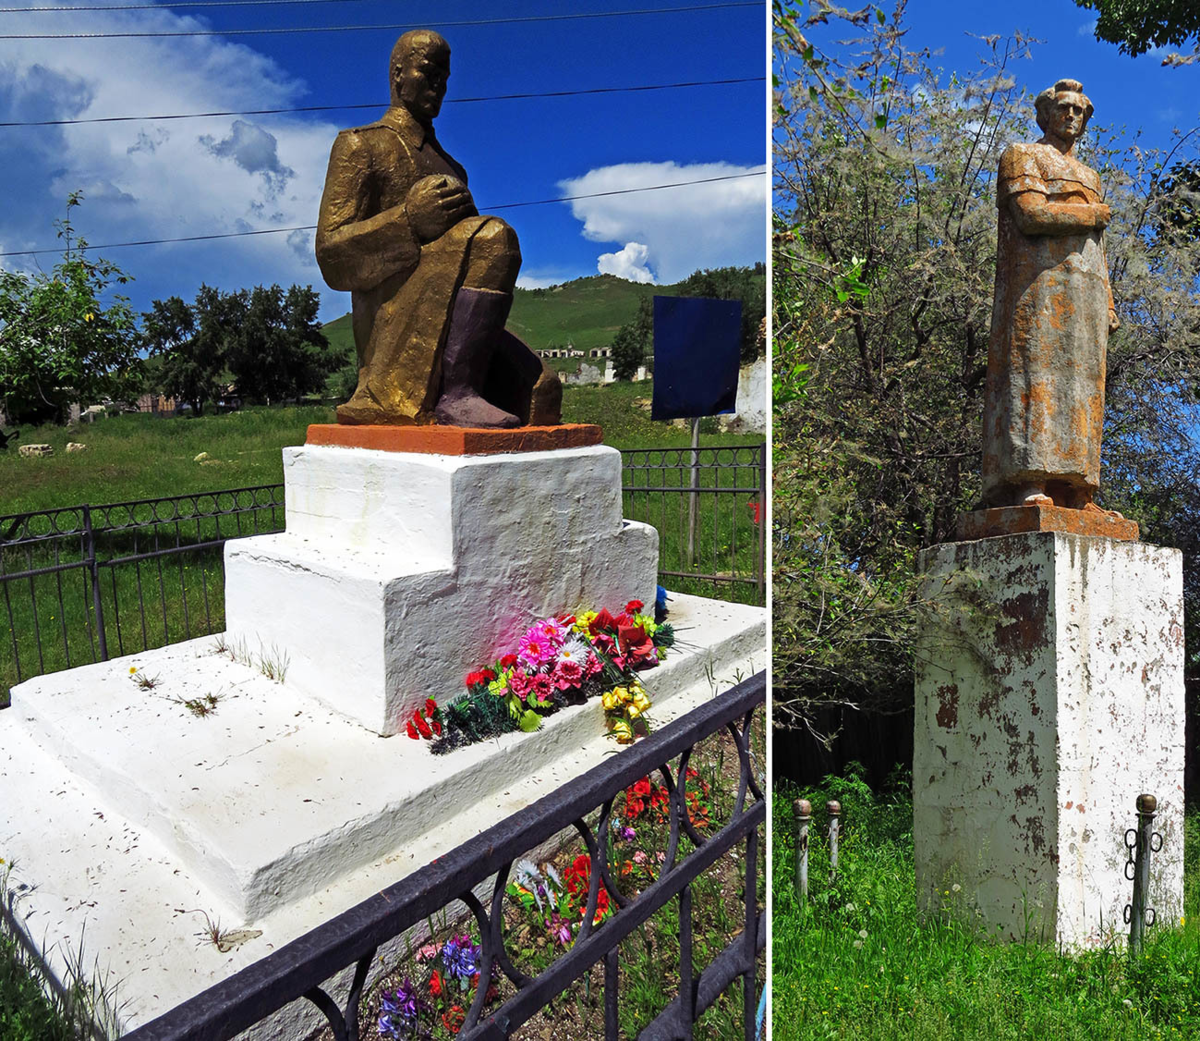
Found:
[315,131,420,292]
[1008,191,1111,237]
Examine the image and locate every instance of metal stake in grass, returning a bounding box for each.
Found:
[794,798,811,908]
[827,800,841,879]
[1124,792,1162,958]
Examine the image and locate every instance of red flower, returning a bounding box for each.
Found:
[406,720,420,739]
[588,609,617,636]
[413,710,433,739]
[429,970,443,997]
[559,614,576,626]
[464,671,483,689]
[442,1005,465,1034]
[499,654,518,669]
[632,778,652,796]
[481,668,497,682]
[432,718,443,736]
[625,599,644,615]
[426,698,438,715]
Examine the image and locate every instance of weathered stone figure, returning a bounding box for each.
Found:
[981,78,1118,509]
[316,29,561,428]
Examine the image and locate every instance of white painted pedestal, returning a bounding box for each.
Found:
[914,532,1185,948]
[224,443,657,734]
[0,439,765,1037]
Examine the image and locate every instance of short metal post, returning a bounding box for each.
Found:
[82,505,108,661]
[794,799,811,907]
[827,800,841,878]
[1125,792,1161,958]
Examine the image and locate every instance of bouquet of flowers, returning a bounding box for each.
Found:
[426,600,674,754]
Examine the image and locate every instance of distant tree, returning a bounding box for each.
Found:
[0,194,140,424]
[224,284,334,404]
[674,263,766,363]
[611,296,653,380]
[1075,0,1200,64]
[144,294,214,415]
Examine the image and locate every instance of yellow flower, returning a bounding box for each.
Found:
[632,690,652,714]
[575,611,597,633]
[129,666,138,674]
[84,312,94,322]
[628,703,642,720]
[601,690,618,712]
[612,686,631,705]
[610,719,633,743]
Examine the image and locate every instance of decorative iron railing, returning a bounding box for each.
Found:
[120,671,765,1040]
[1,446,764,700]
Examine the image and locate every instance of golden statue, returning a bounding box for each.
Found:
[316,29,561,428]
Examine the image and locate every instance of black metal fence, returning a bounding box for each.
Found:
[1,446,764,701]
[121,671,764,1041]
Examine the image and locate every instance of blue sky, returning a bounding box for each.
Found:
[795,0,1197,154]
[0,1,769,323]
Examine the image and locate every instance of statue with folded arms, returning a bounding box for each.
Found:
[981,78,1119,511]
[316,29,562,428]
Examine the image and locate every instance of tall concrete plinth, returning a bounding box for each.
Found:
[914,531,1185,947]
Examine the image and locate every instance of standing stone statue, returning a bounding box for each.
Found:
[981,78,1118,510]
[316,29,561,428]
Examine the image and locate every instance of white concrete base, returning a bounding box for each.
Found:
[914,532,1186,948]
[224,444,658,736]
[1,592,764,1037]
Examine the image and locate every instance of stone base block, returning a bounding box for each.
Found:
[915,532,1185,948]
[957,503,1139,542]
[224,444,658,735]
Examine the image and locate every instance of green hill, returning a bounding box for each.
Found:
[320,267,765,377]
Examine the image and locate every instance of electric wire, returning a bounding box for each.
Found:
[0,3,760,39]
[0,170,765,258]
[0,77,761,128]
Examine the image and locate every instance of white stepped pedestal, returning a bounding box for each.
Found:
[1,437,766,1037]
[224,443,658,736]
[914,531,1185,948]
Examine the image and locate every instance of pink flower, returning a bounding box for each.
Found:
[553,658,583,689]
[531,673,553,702]
[519,629,556,669]
[508,669,532,701]
[416,942,440,962]
[583,654,603,678]
[633,850,647,864]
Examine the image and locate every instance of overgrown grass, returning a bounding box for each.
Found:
[772,769,1200,1040]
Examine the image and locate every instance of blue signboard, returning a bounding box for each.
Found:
[650,296,742,421]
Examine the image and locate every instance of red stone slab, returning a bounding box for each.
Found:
[306,423,604,456]
[957,504,1139,543]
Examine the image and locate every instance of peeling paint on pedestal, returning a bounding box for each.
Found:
[914,532,1185,948]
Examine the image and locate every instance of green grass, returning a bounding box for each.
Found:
[772,770,1200,1040]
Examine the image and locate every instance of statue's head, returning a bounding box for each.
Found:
[1034,78,1093,144]
[391,29,451,124]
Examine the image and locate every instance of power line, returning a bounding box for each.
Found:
[0,77,761,128]
[0,0,377,11]
[0,170,765,258]
[0,2,759,38]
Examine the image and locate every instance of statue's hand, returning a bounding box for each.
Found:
[406,174,478,243]
[1093,202,1112,230]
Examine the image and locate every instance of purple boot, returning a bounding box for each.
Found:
[434,287,521,428]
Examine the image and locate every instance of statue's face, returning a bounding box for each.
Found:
[397,42,450,124]
[1047,92,1088,142]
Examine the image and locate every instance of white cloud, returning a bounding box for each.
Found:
[558,161,766,284]
[597,241,655,283]
[0,4,344,315]
[1078,17,1099,37]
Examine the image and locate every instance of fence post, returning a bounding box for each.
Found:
[827,800,841,878]
[756,445,766,603]
[794,798,811,907]
[1125,792,1161,958]
[82,504,108,661]
[686,417,700,567]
